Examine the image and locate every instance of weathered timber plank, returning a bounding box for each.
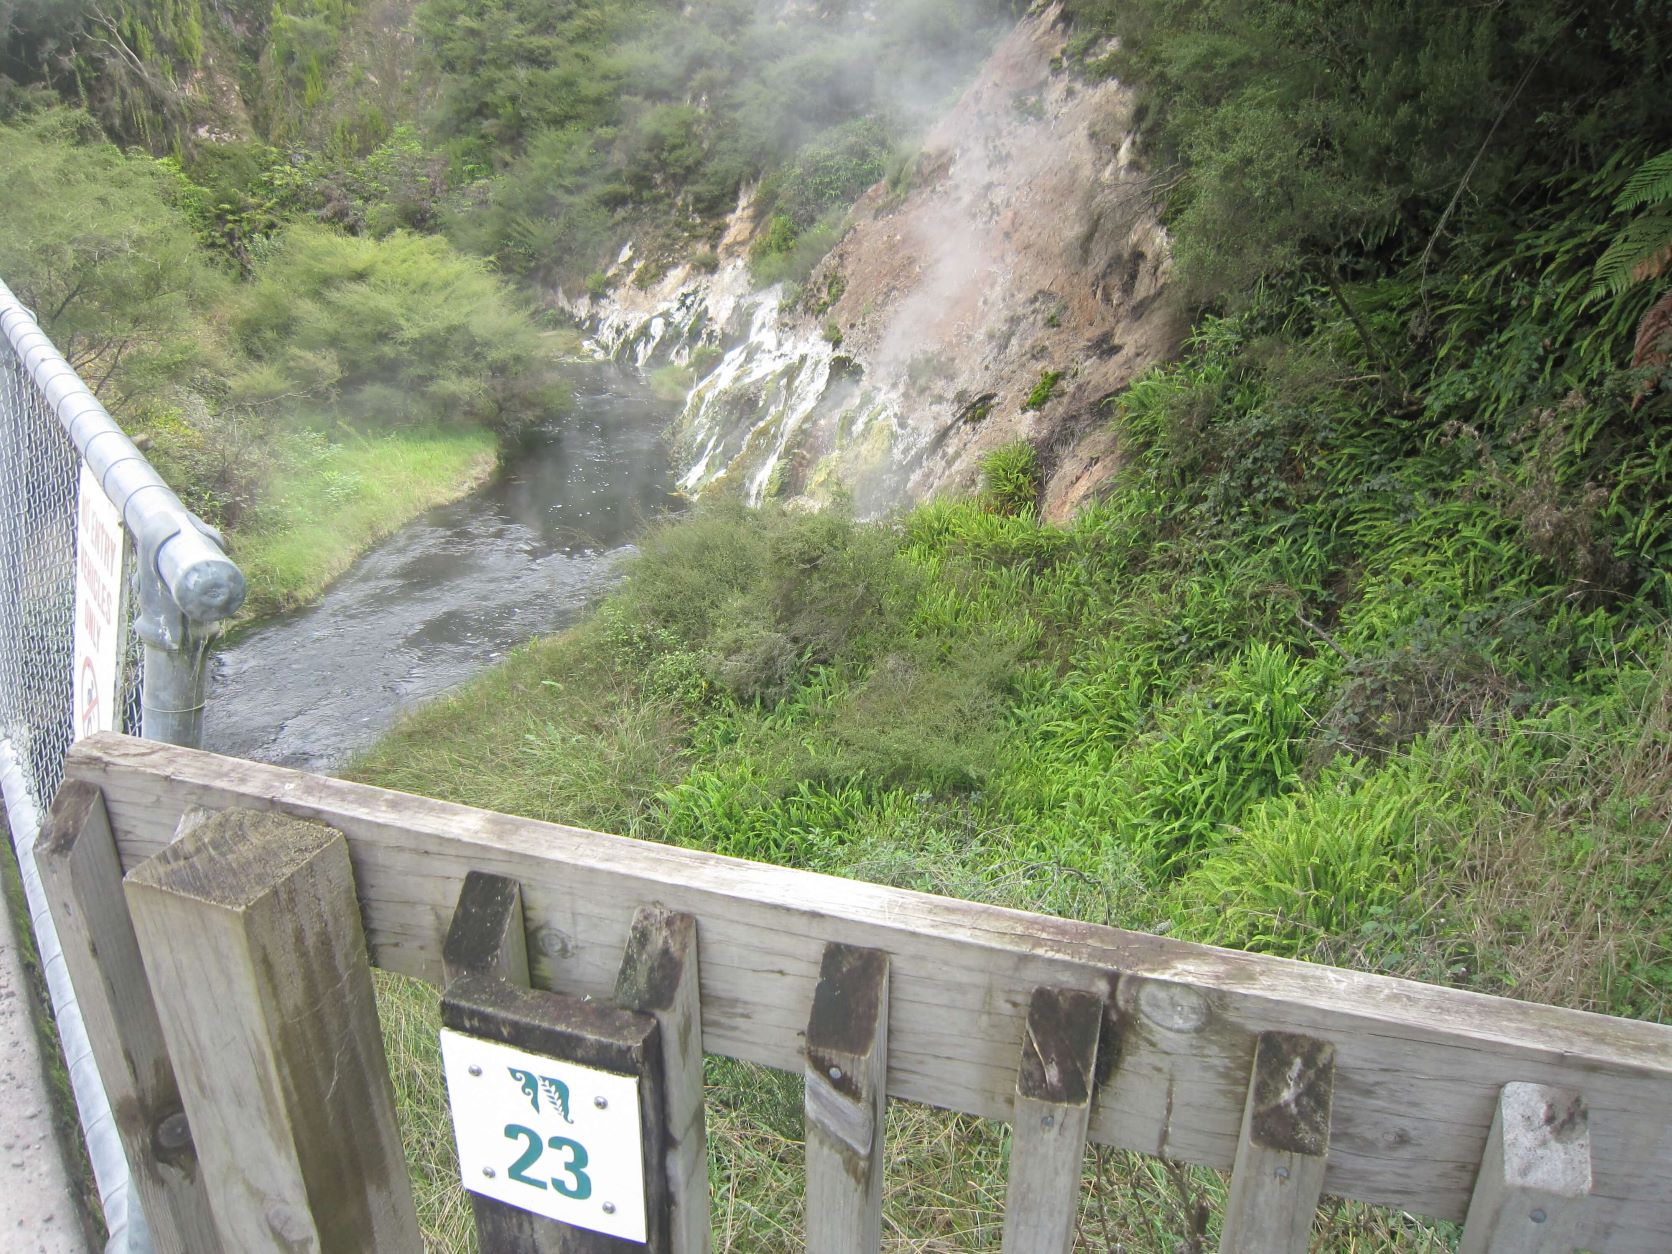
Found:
[1459,1083,1592,1254]
[37,782,224,1254]
[1000,987,1104,1254]
[1218,1032,1334,1254]
[614,907,710,1254]
[68,734,1672,1250]
[124,806,421,1251]
[804,943,889,1254]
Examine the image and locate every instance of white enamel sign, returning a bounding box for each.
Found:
[439,1028,648,1241]
[71,464,127,741]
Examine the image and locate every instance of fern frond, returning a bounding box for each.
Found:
[1616,149,1672,212]
[1590,208,1672,298]
[1634,243,1672,286]
[1632,287,1672,373]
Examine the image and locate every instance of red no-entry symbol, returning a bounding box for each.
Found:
[79,655,101,736]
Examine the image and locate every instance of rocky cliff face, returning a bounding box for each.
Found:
[576,4,1181,521]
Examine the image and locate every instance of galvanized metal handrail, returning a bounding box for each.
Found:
[0,277,244,627]
[1,275,247,1252]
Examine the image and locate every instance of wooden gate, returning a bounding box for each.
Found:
[38,734,1672,1252]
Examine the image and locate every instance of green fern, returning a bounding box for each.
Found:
[1617,149,1672,212]
[1591,149,1672,298]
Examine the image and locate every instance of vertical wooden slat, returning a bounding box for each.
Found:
[124,807,422,1252]
[443,869,531,985]
[441,872,586,1253]
[615,906,710,1254]
[804,942,890,1254]
[1218,1031,1335,1254]
[1459,1083,1591,1254]
[37,782,223,1254]
[1000,986,1105,1254]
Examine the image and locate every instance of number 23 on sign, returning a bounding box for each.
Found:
[439,1028,647,1241]
[503,1124,591,1198]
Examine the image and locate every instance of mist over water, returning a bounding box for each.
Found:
[203,363,679,773]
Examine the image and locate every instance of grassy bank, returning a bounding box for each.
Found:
[233,425,498,621]
[352,419,1670,1247]
[354,493,1672,1010]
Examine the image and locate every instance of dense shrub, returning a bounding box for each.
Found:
[0,109,227,399]
[1079,0,1672,304]
[228,224,561,434]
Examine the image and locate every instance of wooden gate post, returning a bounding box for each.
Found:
[123,807,421,1252]
[37,782,222,1254]
[440,872,708,1253]
[1459,1083,1591,1253]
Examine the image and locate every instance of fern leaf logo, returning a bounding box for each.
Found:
[539,1075,574,1124]
[509,1067,540,1112]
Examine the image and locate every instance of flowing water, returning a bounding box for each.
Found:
[203,364,679,773]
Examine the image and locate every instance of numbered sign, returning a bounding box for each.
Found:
[439,1028,648,1241]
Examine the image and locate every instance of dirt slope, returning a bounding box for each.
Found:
[809,4,1180,518]
[583,4,1181,521]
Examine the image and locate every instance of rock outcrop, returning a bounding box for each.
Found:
[577,4,1182,521]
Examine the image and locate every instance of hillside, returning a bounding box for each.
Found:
[584,6,1179,517]
[350,1,1671,1247]
[6,0,1672,1246]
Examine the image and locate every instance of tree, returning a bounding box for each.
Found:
[0,107,225,396]
[228,223,559,433]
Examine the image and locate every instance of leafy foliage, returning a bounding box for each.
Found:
[227,224,560,433]
[0,108,226,396]
[1023,369,1062,410]
[1081,0,1672,303]
[978,441,1040,516]
[1592,148,1672,297]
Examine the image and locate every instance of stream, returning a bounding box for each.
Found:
[202,364,679,773]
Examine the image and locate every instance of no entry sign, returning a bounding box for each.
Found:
[72,464,127,741]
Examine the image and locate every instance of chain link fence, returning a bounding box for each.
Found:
[1,295,152,1254]
[2,278,242,1254]
[0,319,144,813]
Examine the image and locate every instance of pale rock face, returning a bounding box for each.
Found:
[569,4,1182,522]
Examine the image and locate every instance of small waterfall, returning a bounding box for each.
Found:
[583,256,909,512]
[559,5,1182,524]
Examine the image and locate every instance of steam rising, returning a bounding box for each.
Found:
[588,3,1179,520]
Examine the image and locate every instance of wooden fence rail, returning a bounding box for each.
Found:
[41,733,1672,1251]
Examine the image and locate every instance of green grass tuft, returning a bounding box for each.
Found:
[234,425,497,619]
